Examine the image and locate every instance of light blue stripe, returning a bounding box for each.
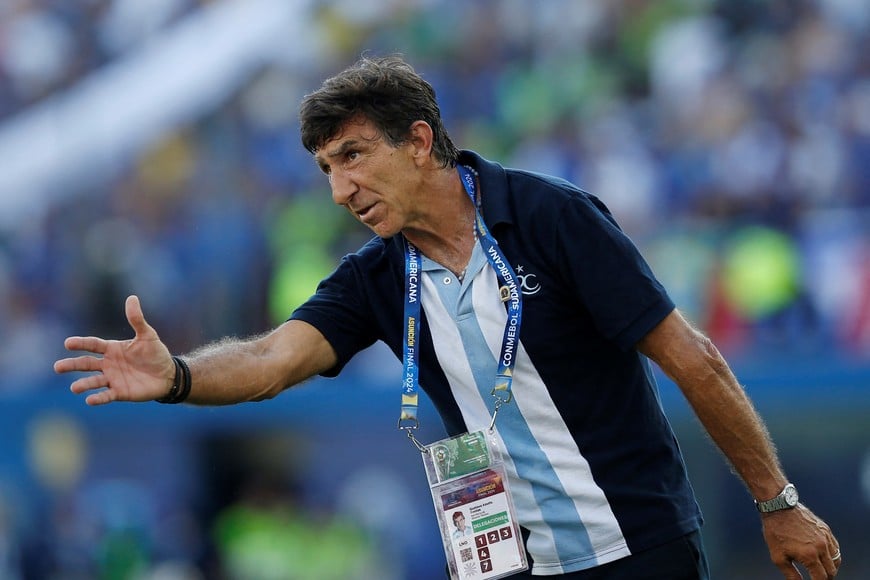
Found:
[489,402,595,564]
[423,261,596,566]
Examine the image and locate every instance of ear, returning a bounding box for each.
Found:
[407,120,434,166]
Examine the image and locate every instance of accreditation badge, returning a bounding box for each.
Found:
[423,431,528,579]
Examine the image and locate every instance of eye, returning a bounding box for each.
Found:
[345,150,360,163]
[318,163,331,176]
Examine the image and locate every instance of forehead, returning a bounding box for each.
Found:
[314,117,382,159]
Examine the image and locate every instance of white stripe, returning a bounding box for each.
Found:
[420,274,491,430]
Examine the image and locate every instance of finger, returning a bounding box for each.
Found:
[821,529,840,577]
[85,387,118,407]
[69,373,108,395]
[802,559,829,580]
[776,560,802,580]
[54,355,103,374]
[64,336,108,355]
[827,546,841,576]
[125,295,155,339]
[822,558,837,578]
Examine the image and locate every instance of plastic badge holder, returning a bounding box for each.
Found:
[423,430,528,580]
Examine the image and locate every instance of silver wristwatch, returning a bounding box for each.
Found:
[755,483,799,513]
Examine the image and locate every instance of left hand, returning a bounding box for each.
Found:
[761,503,841,579]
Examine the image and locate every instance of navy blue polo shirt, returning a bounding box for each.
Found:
[291,150,702,574]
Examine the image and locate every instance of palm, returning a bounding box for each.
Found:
[100,331,172,402]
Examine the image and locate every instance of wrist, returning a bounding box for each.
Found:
[157,356,192,404]
[755,483,799,513]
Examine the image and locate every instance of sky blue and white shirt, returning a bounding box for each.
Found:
[291,150,703,575]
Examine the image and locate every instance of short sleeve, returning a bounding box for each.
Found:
[556,194,674,350]
[290,254,380,376]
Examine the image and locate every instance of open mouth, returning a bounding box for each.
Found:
[355,202,377,222]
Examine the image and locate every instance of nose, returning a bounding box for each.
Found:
[329,168,358,207]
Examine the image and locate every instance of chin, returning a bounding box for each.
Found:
[369,223,401,239]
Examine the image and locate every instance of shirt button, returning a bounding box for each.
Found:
[443,276,452,285]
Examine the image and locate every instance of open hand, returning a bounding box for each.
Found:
[54,295,175,405]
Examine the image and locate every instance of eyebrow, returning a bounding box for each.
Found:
[316,139,360,165]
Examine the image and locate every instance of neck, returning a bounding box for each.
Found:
[402,166,477,277]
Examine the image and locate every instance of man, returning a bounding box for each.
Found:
[452,512,473,540]
[55,56,841,579]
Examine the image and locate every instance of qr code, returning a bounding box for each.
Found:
[460,547,474,562]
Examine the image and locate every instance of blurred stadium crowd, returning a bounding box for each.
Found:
[0,0,868,578]
[1,0,869,386]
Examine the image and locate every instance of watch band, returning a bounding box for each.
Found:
[755,483,799,513]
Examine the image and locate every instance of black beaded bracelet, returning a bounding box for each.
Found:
[157,356,191,404]
[175,356,192,403]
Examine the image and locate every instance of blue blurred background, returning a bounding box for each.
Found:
[0,0,868,578]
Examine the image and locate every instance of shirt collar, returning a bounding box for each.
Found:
[457,149,513,228]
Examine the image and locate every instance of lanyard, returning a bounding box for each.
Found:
[399,165,524,450]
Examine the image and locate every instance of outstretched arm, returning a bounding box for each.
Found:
[54,295,338,406]
[636,309,841,580]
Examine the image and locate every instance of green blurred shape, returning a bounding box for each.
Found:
[266,193,347,323]
[497,57,618,135]
[269,246,334,324]
[214,503,376,580]
[721,226,800,319]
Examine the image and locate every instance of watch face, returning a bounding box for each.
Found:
[784,485,799,506]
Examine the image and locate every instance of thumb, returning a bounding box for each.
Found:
[125,295,156,339]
